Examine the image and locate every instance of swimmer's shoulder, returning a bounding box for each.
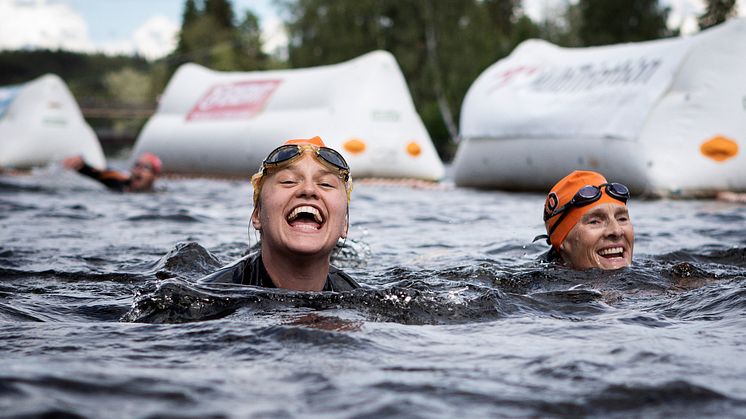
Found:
[199,254,252,284]
[538,248,562,264]
[328,266,360,291]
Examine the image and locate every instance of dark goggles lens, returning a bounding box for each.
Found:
[262,144,350,178]
[545,182,630,222]
[574,183,629,205]
[605,182,630,201]
[317,148,349,171]
[265,145,304,165]
[576,185,601,200]
[134,162,154,172]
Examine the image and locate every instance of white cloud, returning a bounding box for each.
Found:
[665,0,705,34]
[521,0,550,21]
[95,15,179,60]
[0,0,94,52]
[0,0,178,60]
[131,15,178,60]
[261,16,288,58]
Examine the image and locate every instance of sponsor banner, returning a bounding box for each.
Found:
[187,79,281,121]
[461,37,692,140]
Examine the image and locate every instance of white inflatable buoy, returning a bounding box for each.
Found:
[0,74,105,170]
[133,51,444,181]
[454,19,746,196]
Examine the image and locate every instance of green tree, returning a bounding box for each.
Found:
[0,50,155,138]
[204,0,235,28]
[104,67,151,105]
[235,10,269,69]
[170,0,267,73]
[577,0,672,46]
[176,0,200,54]
[698,0,739,29]
[534,1,582,47]
[484,0,519,37]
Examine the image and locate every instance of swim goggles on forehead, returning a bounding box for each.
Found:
[543,182,630,236]
[261,144,350,181]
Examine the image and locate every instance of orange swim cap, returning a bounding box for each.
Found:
[544,170,626,250]
[284,136,326,147]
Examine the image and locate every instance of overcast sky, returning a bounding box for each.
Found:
[0,0,742,60]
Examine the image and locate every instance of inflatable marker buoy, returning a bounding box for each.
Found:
[454,19,746,196]
[0,74,105,170]
[133,51,444,180]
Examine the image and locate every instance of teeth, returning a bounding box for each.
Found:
[598,247,623,256]
[287,206,323,223]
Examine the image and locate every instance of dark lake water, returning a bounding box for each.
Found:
[2,160,745,418]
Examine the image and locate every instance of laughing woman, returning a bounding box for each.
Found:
[537,170,635,270]
[200,136,359,291]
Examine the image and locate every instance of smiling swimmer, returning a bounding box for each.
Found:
[200,136,359,291]
[536,170,634,270]
[63,153,161,193]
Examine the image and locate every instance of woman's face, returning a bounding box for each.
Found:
[252,152,348,259]
[129,156,157,191]
[559,203,634,270]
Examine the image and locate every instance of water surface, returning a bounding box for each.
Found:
[1,162,745,418]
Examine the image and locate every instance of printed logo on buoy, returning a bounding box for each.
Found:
[187,79,282,121]
[489,65,538,92]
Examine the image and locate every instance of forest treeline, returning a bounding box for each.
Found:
[0,0,738,158]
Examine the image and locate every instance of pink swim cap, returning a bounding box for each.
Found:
[139,152,162,175]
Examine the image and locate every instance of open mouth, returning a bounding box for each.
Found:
[597,246,624,259]
[286,205,324,230]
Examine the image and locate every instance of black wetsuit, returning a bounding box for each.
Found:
[199,253,360,291]
[78,163,131,192]
[539,248,562,264]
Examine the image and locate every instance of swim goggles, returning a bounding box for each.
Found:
[261,144,350,181]
[543,182,630,236]
[133,162,155,172]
